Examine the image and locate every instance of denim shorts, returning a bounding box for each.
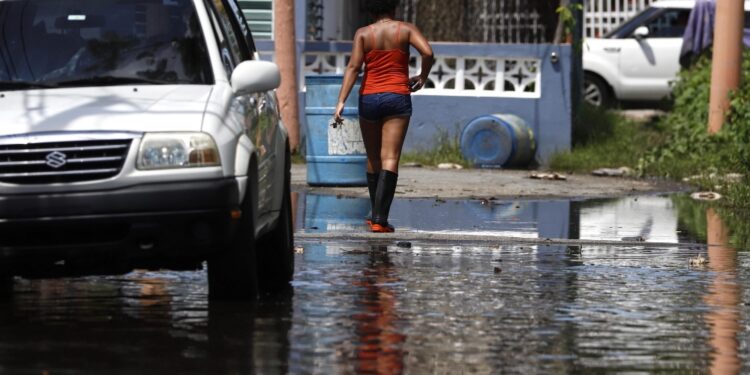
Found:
[359,93,412,122]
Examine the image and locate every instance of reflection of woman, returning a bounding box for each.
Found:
[334,0,434,233]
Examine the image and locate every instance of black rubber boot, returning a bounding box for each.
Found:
[371,170,398,232]
[366,172,378,223]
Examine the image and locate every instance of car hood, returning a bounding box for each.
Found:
[0,85,213,136]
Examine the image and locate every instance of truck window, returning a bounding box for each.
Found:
[643,9,691,38]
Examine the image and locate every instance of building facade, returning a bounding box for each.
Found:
[239,0,652,163]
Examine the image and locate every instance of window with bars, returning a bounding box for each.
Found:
[238,0,273,39]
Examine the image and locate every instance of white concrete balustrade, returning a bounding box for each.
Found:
[301,52,541,98]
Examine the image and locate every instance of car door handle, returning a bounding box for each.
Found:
[604,47,621,53]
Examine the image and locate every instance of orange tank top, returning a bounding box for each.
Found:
[360,23,410,96]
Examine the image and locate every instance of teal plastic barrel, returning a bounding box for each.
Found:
[304,75,367,186]
[460,113,536,168]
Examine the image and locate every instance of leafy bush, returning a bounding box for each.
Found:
[572,103,616,146]
[639,51,750,179]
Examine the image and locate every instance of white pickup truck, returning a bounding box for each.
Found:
[583,0,750,107]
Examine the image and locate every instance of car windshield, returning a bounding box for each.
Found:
[0,0,213,89]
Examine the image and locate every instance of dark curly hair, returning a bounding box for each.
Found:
[364,0,400,16]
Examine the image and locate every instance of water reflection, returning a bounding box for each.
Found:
[352,247,405,374]
[0,271,292,374]
[705,208,741,374]
[2,192,750,373]
[290,191,750,372]
[289,238,750,372]
[295,193,707,244]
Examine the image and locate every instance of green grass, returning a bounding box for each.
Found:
[400,130,469,167]
[549,104,664,173]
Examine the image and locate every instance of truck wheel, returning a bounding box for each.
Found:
[256,147,294,295]
[584,73,612,108]
[208,185,258,301]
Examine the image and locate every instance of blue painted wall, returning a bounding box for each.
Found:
[258,39,573,166]
[406,43,572,165]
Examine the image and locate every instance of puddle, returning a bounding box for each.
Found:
[289,238,750,373]
[295,192,749,246]
[0,193,748,373]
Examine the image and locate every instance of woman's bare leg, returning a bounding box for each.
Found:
[380,116,410,173]
[359,117,383,173]
[369,116,409,232]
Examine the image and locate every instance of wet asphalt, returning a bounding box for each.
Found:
[0,193,747,374]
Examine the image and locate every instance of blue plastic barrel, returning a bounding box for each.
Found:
[304,75,367,186]
[460,113,536,168]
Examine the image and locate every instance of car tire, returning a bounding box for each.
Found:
[584,73,613,108]
[256,145,294,295]
[207,176,259,301]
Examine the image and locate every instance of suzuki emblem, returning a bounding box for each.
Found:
[45,151,68,169]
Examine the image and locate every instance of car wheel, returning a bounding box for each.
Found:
[584,74,612,108]
[208,179,259,301]
[256,145,294,295]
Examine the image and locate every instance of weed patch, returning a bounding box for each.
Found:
[549,104,664,173]
[401,129,469,167]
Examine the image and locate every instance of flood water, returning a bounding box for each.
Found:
[1,193,748,374]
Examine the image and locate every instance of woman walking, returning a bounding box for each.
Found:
[334,0,434,233]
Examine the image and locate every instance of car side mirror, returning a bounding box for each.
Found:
[633,26,650,40]
[231,60,280,95]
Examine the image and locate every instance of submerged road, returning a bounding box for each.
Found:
[1,190,746,374]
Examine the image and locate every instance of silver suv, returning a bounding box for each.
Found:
[0,0,293,300]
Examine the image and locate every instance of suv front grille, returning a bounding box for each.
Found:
[0,139,132,184]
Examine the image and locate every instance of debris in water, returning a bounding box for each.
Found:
[567,245,582,254]
[492,258,503,263]
[690,192,722,201]
[493,267,502,273]
[397,241,412,248]
[294,247,305,254]
[689,255,708,266]
[344,249,370,255]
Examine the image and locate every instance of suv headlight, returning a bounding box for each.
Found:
[137,132,221,170]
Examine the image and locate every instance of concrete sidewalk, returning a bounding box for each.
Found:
[291,164,688,199]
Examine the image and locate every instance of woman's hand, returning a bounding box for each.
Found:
[409,76,425,92]
[333,102,345,124]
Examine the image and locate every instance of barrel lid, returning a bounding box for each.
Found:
[460,115,516,167]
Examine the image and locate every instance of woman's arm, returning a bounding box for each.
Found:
[407,24,434,92]
[334,29,366,123]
